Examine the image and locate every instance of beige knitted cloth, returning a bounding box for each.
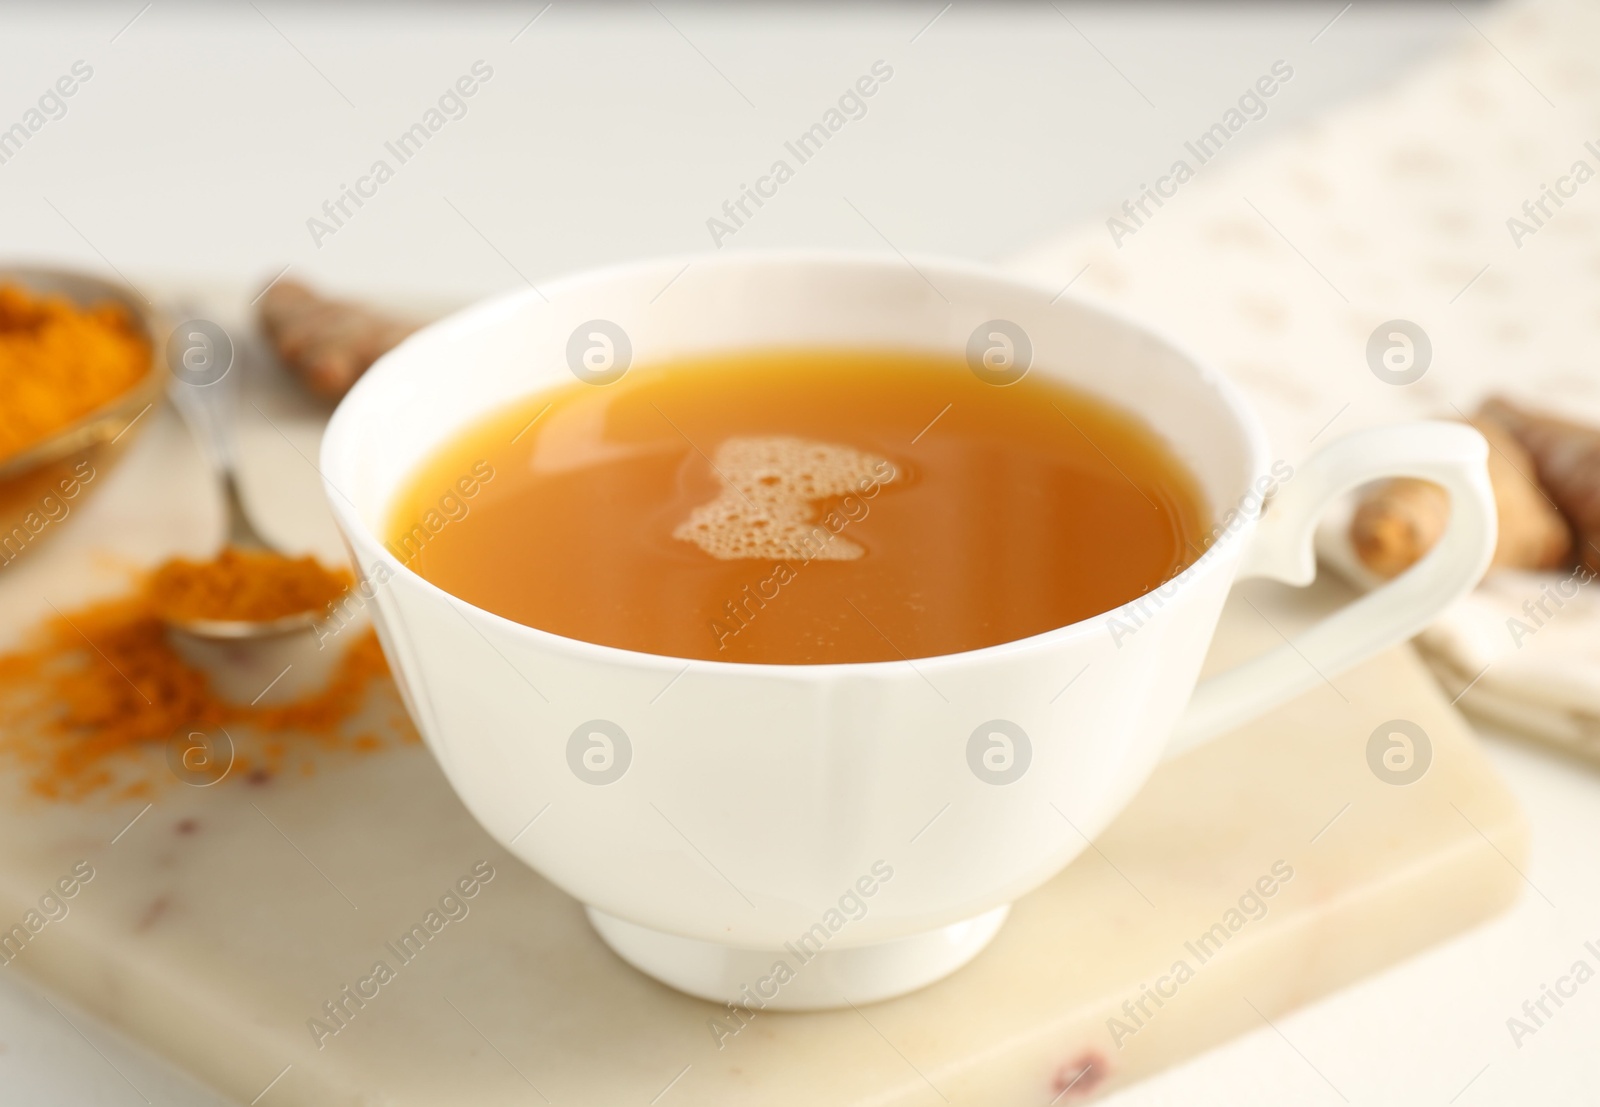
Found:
[1007,0,1600,757]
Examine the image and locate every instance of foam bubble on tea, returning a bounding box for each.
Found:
[673,436,898,561]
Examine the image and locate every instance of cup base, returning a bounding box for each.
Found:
[585,904,1010,1010]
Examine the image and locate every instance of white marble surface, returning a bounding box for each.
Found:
[6,4,1600,1106]
[4,725,1592,1107]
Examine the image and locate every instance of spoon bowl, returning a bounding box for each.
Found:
[163,609,323,640]
[165,617,340,708]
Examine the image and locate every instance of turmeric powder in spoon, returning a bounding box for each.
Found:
[149,547,350,625]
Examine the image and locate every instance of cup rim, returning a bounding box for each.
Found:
[322,248,1274,676]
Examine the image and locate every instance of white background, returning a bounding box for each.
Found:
[5,4,1600,1106]
[2,3,1496,299]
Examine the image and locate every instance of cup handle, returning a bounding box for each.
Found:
[1165,421,1497,757]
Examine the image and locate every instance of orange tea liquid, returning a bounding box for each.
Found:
[387,350,1208,664]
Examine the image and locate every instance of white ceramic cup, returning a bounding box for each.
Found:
[321,252,1496,1010]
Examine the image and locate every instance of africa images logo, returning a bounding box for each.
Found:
[1106,60,1294,247]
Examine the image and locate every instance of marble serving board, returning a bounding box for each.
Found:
[0,298,1526,1106]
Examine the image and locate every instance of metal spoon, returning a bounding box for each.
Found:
[163,333,322,641]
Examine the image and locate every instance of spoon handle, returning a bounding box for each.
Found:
[165,319,274,552]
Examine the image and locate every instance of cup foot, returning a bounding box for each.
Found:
[585,904,1010,1010]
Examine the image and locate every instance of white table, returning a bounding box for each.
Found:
[9,6,1596,1106]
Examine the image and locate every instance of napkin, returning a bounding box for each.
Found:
[1006,0,1600,755]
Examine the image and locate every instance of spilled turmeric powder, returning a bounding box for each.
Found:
[0,282,151,466]
[0,551,412,801]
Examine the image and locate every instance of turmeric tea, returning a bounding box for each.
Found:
[0,282,151,466]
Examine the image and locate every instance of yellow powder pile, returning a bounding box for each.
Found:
[0,551,412,801]
[150,546,352,623]
[0,282,151,466]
